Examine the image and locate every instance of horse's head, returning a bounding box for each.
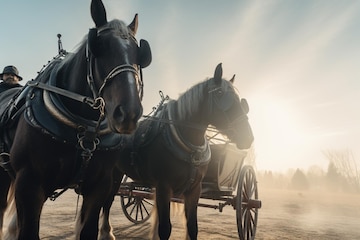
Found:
[87,0,152,134]
[207,63,254,149]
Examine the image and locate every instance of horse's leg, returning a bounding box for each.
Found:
[75,194,100,240]
[99,201,115,240]
[149,202,159,240]
[3,184,17,240]
[4,209,17,240]
[0,168,11,238]
[14,170,46,240]
[156,184,172,240]
[75,192,102,240]
[183,183,201,240]
[76,176,114,240]
[99,172,123,240]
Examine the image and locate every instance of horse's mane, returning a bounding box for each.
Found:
[173,77,230,121]
[34,59,62,82]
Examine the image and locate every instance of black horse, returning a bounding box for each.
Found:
[100,63,254,240]
[0,0,151,239]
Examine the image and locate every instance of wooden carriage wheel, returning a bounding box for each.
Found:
[120,176,154,224]
[236,165,261,240]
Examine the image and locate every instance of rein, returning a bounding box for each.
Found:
[27,81,97,107]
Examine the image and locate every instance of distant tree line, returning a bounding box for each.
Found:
[257,149,360,194]
[323,149,359,193]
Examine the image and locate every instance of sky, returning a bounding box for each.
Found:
[1,0,359,173]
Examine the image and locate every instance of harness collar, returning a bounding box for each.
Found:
[165,102,211,166]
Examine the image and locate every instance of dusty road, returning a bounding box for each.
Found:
[5,187,360,239]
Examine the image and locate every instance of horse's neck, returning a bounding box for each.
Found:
[170,101,208,146]
[58,58,88,95]
[57,57,99,120]
[178,125,206,146]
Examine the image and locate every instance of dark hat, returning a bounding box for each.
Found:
[0,65,23,81]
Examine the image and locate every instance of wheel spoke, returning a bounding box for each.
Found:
[120,177,154,224]
[135,200,141,221]
[124,197,136,209]
[237,166,259,240]
[128,199,137,216]
[140,200,151,216]
[142,198,154,206]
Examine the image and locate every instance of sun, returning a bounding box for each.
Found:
[248,96,308,171]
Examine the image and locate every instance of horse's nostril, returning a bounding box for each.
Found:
[114,106,126,123]
[113,105,143,125]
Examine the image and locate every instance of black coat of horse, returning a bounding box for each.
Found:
[100,63,254,240]
[0,0,151,239]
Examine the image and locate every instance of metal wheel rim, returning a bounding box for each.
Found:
[236,165,259,240]
[120,194,153,224]
[120,175,154,224]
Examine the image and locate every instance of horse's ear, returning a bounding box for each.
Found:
[230,74,235,84]
[138,39,152,68]
[88,28,100,56]
[214,63,223,85]
[128,14,139,35]
[91,0,108,28]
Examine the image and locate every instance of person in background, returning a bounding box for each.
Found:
[0,65,23,93]
[0,66,23,177]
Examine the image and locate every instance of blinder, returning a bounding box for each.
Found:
[210,84,250,132]
[88,28,151,69]
[212,85,249,115]
[138,39,152,68]
[240,98,249,114]
[86,27,149,101]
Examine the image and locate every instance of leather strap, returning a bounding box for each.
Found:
[27,81,95,106]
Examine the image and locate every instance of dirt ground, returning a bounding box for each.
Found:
[5,186,360,239]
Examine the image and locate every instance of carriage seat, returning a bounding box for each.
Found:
[201,143,247,196]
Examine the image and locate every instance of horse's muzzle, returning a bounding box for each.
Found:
[110,105,142,134]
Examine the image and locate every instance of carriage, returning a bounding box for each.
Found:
[117,130,261,240]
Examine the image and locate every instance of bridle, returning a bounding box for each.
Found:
[85,27,144,103]
[163,82,246,154]
[28,27,145,134]
[207,82,249,135]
